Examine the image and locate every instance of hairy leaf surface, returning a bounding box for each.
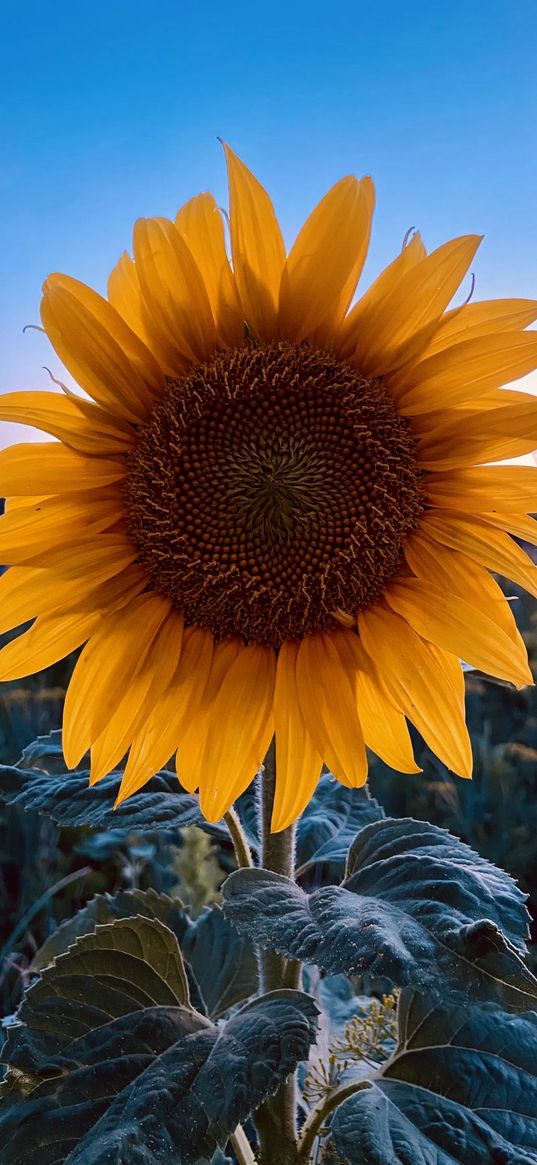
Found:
[31,888,188,971]
[330,988,537,1164]
[295,776,384,881]
[180,904,258,1018]
[223,818,536,1007]
[0,762,206,833]
[32,892,257,1019]
[0,917,318,1164]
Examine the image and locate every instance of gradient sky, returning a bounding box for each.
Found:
[2,0,537,448]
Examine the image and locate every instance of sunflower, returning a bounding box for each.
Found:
[1,147,537,830]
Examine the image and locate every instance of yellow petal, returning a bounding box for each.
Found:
[403,533,524,647]
[476,511,537,545]
[0,608,101,681]
[427,641,467,711]
[352,639,420,773]
[63,592,172,768]
[452,386,533,410]
[279,176,374,343]
[419,511,537,599]
[325,178,375,337]
[177,637,242,793]
[116,625,214,804]
[337,232,427,359]
[425,465,537,513]
[358,605,472,777]
[385,578,532,688]
[418,297,537,359]
[199,644,276,822]
[32,535,138,580]
[393,332,537,414]
[350,235,482,376]
[0,562,146,635]
[4,495,50,512]
[272,641,323,832]
[416,397,537,470]
[224,144,286,340]
[107,251,153,347]
[89,608,184,784]
[41,275,162,422]
[175,193,244,349]
[0,392,135,456]
[73,564,147,617]
[0,567,59,633]
[296,630,367,788]
[0,491,121,564]
[0,442,125,497]
[133,217,217,368]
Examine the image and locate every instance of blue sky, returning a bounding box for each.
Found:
[2,0,537,446]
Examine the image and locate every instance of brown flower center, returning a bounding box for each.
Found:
[125,341,423,647]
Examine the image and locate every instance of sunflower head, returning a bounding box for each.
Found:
[1,144,536,830]
[125,339,424,647]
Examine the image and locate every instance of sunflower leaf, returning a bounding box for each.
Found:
[329,988,537,1164]
[295,775,384,881]
[30,888,189,972]
[180,904,258,1019]
[0,916,318,1164]
[1,736,258,849]
[31,892,257,1020]
[18,728,88,774]
[222,817,536,1008]
[0,760,207,833]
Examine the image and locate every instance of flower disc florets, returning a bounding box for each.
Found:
[125,341,423,646]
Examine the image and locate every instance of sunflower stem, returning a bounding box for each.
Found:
[254,740,301,1165]
[224,806,254,868]
[230,1123,259,1165]
[297,1081,371,1161]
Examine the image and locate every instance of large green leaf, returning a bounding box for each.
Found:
[31,888,188,971]
[32,891,258,1020]
[0,761,207,833]
[18,729,89,774]
[295,776,384,881]
[7,915,191,1069]
[0,916,318,1164]
[223,818,537,1007]
[330,988,537,1163]
[344,817,528,951]
[0,733,253,848]
[181,904,258,1019]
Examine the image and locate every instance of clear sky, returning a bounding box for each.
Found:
[2,0,537,447]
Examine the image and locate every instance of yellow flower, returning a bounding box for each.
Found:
[1,147,537,830]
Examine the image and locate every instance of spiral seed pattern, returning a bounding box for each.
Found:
[125,341,423,646]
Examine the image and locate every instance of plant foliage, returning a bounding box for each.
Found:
[1,732,536,1163]
[329,988,537,1163]
[222,817,535,1006]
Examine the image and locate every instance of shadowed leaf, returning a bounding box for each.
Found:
[330,988,537,1164]
[0,916,318,1164]
[18,729,89,774]
[181,905,258,1019]
[1,734,256,847]
[0,761,207,834]
[31,888,188,972]
[296,776,384,881]
[32,892,257,1020]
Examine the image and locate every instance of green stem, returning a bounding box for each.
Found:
[254,740,301,1165]
[297,1081,371,1162]
[230,1123,258,1165]
[224,806,254,868]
